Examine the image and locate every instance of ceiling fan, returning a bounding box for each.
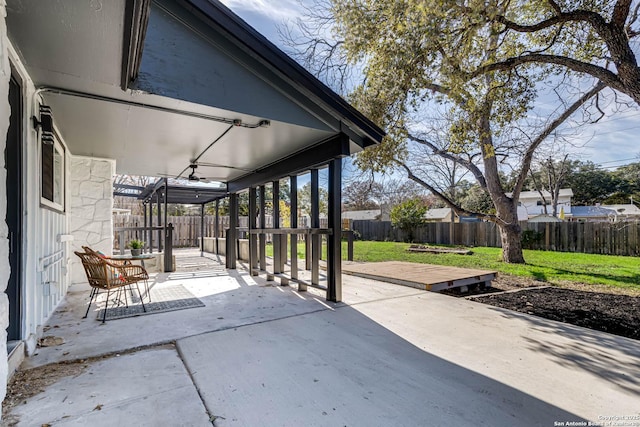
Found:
[185,164,219,183]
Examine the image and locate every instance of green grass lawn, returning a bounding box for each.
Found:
[267,240,639,290]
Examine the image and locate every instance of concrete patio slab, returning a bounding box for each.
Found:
[177,278,640,426]
[24,264,333,369]
[8,251,640,426]
[7,346,210,426]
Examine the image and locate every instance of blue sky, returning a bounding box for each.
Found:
[220,0,640,170]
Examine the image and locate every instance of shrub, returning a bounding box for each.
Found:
[390,198,427,242]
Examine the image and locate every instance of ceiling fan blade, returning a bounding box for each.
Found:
[192,161,255,173]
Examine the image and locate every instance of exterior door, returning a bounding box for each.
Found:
[5,72,23,341]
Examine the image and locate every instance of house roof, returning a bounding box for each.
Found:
[508,189,574,200]
[342,210,380,221]
[528,214,563,223]
[6,0,384,191]
[424,208,453,220]
[601,204,640,216]
[571,206,616,218]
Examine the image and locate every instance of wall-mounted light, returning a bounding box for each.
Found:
[35,105,55,145]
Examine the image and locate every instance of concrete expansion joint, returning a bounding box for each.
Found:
[26,342,178,372]
[175,342,217,426]
[343,291,428,308]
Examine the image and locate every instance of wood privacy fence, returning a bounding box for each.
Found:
[351,220,640,256]
[114,215,328,249]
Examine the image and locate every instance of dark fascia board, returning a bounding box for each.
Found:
[138,180,227,204]
[121,0,151,90]
[174,0,385,147]
[114,183,146,191]
[228,133,350,193]
[113,191,142,198]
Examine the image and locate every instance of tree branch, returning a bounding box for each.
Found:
[612,0,632,27]
[512,81,606,199]
[495,9,607,34]
[406,131,488,189]
[396,162,498,223]
[470,54,623,93]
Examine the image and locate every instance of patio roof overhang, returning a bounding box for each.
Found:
[140,179,227,205]
[6,0,384,191]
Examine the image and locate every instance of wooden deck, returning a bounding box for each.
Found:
[341,261,497,292]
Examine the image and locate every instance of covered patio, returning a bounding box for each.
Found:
[4,0,385,357]
[8,249,639,425]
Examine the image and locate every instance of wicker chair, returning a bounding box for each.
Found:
[75,250,148,322]
[82,246,151,301]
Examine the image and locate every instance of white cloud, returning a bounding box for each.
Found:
[220,0,302,22]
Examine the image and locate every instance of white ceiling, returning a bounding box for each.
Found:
[6,0,363,184]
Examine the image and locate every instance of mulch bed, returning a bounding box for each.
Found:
[473,287,640,340]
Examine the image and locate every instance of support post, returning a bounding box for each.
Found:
[249,187,258,275]
[148,201,153,253]
[259,185,267,272]
[311,169,320,286]
[272,181,282,280]
[226,194,237,269]
[291,175,303,290]
[305,230,311,270]
[157,191,162,253]
[327,158,342,302]
[143,202,148,253]
[164,224,174,272]
[215,199,220,254]
[200,203,205,256]
[164,178,168,250]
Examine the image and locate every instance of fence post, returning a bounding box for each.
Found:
[346,230,354,261]
[119,230,125,255]
[164,223,173,272]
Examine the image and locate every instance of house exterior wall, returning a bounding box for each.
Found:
[520,195,572,217]
[69,156,114,284]
[1,0,11,408]
[5,41,73,359]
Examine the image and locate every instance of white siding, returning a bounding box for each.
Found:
[0,0,11,408]
[6,36,72,356]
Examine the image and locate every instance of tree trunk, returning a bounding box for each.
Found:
[498,221,525,264]
[493,194,526,263]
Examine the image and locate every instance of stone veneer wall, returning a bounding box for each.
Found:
[69,157,115,285]
[0,0,12,410]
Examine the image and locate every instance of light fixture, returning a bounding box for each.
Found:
[34,105,55,145]
[258,119,270,127]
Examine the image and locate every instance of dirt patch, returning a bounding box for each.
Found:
[2,343,177,425]
[473,286,640,340]
[2,360,89,424]
[407,244,473,255]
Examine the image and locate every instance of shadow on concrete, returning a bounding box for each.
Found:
[489,306,640,395]
[178,303,587,426]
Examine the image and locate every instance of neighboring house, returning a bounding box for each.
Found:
[112,208,132,216]
[342,210,381,221]
[508,189,573,219]
[569,206,617,222]
[0,0,383,406]
[424,208,455,222]
[601,204,640,220]
[528,214,563,223]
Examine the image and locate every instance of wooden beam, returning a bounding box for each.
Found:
[227,134,349,193]
[327,158,342,302]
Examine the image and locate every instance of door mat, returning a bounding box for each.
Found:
[97,284,205,321]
